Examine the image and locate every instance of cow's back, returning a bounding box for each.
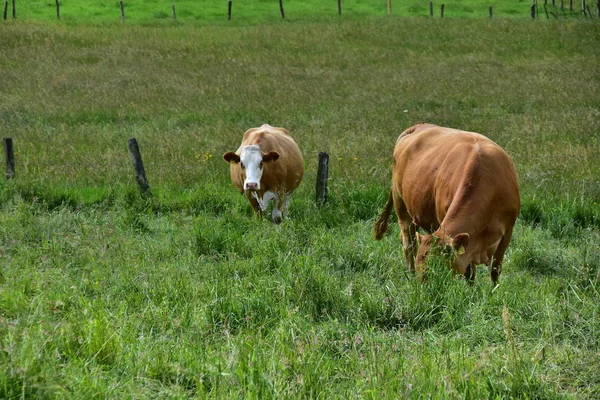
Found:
[393,125,519,233]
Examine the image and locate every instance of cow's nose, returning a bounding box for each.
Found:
[245,182,258,191]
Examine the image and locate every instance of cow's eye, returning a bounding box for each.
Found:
[240,163,245,170]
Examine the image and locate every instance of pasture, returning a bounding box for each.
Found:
[1,15,600,399]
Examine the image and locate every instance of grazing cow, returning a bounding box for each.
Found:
[223,124,304,224]
[373,123,520,286]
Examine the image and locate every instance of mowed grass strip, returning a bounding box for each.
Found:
[11,0,565,23]
[0,18,599,398]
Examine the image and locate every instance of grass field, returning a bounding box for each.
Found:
[12,0,598,23]
[1,15,600,399]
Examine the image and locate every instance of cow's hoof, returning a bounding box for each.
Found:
[273,216,282,224]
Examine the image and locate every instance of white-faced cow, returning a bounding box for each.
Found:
[374,123,520,286]
[223,124,304,224]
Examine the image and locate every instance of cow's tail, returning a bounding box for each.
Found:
[373,189,394,240]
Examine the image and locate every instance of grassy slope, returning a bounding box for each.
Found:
[1,18,599,398]
[13,0,593,22]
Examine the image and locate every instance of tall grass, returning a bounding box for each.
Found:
[0,17,599,398]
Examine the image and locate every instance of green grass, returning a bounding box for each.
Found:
[11,0,598,23]
[1,17,599,398]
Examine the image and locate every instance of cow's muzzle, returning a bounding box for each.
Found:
[245,182,259,191]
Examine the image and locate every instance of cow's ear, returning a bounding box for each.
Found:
[223,152,240,164]
[451,233,470,255]
[262,151,280,163]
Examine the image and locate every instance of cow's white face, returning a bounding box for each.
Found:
[223,145,279,192]
[240,146,265,191]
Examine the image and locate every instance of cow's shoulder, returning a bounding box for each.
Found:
[260,124,290,136]
[396,123,438,143]
[399,126,498,153]
[243,125,291,145]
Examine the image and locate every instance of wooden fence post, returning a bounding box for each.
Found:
[227,0,232,20]
[279,0,285,19]
[582,0,586,15]
[172,4,176,20]
[3,138,15,180]
[569,0,573,11]
[429,1,433,16]
[544,3,549,17]
[441,3,445,17]
[11,0,15,18]
[338,0,342,15]
[56,0,60,20]
[387,0,392,16]
[316,152,329,205]
[489,5,493,18]
[531,3,536,17]
[128,138,150,195]
[3,1,8,20]
[120,0,125,20]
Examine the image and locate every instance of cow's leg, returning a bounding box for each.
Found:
[394,194,417,272]
[249,190,276,223]
[490,226,514,287]
[282,193,291,218]
[402,222,418,273]
[245,193,263,219]
[272,193,285,224]
[464,263,476,285]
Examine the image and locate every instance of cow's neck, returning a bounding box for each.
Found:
[438,206,500,266]
[439,179,494,237]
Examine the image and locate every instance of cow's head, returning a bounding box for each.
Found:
[223,145,280,191]
[416,231,470,272]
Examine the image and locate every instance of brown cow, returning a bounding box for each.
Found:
[223,124,304,223]
[374,123,520,286]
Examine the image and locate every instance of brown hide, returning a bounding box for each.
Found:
[227,124,304,219]
[375,123,520,285]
